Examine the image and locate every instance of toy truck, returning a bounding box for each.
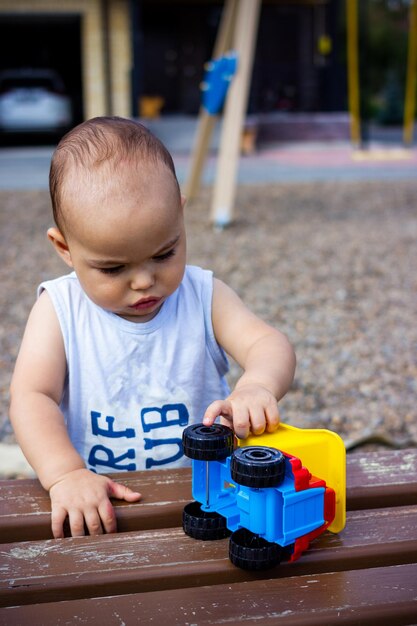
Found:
[182,422,346,570]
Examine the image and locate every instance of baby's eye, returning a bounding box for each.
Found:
[153,249,176,263]
[98,265,125,275]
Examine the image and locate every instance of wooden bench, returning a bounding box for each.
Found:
[0,448,416,624]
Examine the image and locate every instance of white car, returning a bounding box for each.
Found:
[0,68,72,133]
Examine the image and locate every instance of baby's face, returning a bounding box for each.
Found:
[61,162,186,322]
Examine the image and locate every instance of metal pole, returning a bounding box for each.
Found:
[346,0,361,147]
[129,0,144,118]
[101,0,112,116]
[404,0,417,146]
[205,461,210,508]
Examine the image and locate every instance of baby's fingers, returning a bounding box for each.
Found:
[51,504,68,539]
[68,509,86,538]
[203,399,232,426]
[84,508,104,536]
[265,401,280,433]
[108,480,141,503]
[232,406,251,440]
[97,499,117,534]
[248,406,267,436]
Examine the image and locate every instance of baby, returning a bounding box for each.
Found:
[9,116,296,538]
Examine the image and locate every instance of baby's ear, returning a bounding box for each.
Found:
[181,194,187,210]
[47,227,74,268]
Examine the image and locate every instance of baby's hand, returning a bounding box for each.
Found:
[49,468,141,539]
[203,384,280,440]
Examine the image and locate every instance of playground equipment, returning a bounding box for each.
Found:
[186,0,416,228]
[182,422,346,571]
[346,0,417,148]
[185,0,261,228]
[200,53,238,116]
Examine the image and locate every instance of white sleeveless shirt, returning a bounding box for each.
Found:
[38,265,230,472]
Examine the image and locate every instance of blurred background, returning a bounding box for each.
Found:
[0,0,415,147]
[0,0,416,476]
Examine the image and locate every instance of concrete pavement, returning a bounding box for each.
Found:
[0,115,416,190]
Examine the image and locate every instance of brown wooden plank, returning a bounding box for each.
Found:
[1,563,416,626]
[346,448,417,509]
[1,448,417,544]
[0,505,416,608]
[0,468,191,542]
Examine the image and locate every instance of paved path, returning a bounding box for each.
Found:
[1,139,416,191]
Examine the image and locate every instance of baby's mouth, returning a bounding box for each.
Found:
[129,297,162,310]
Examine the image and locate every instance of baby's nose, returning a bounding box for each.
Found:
[130,268,154,290]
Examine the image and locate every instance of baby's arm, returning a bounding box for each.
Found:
[9,291,141,538]
[204,279,296,439]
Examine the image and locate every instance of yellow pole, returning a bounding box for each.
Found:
[403,0,417,146]
[346,0,361,147]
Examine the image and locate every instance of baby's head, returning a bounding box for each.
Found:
[49,116,181,236]
[47,116,187,322]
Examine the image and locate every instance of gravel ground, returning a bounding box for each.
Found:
[1,179,416,475]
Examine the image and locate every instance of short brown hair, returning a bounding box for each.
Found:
[49,116,180,233]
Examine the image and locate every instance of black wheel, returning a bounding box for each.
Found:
[183,501,231,540]
[231,446,285,488]
[182,423,234,461]
[229,528,282,570]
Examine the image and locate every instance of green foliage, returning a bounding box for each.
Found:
[363,0,409,124]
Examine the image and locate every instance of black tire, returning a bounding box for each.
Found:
[229,528,282,570]
[182,423,234,461]
[183,501,231,540]
[231,446,285,488]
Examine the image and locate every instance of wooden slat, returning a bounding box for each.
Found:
[1,448,416,544]
[1,505,416,608]
[0,468,191,542]
[346,448,417,509]
[1,563,416,626]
